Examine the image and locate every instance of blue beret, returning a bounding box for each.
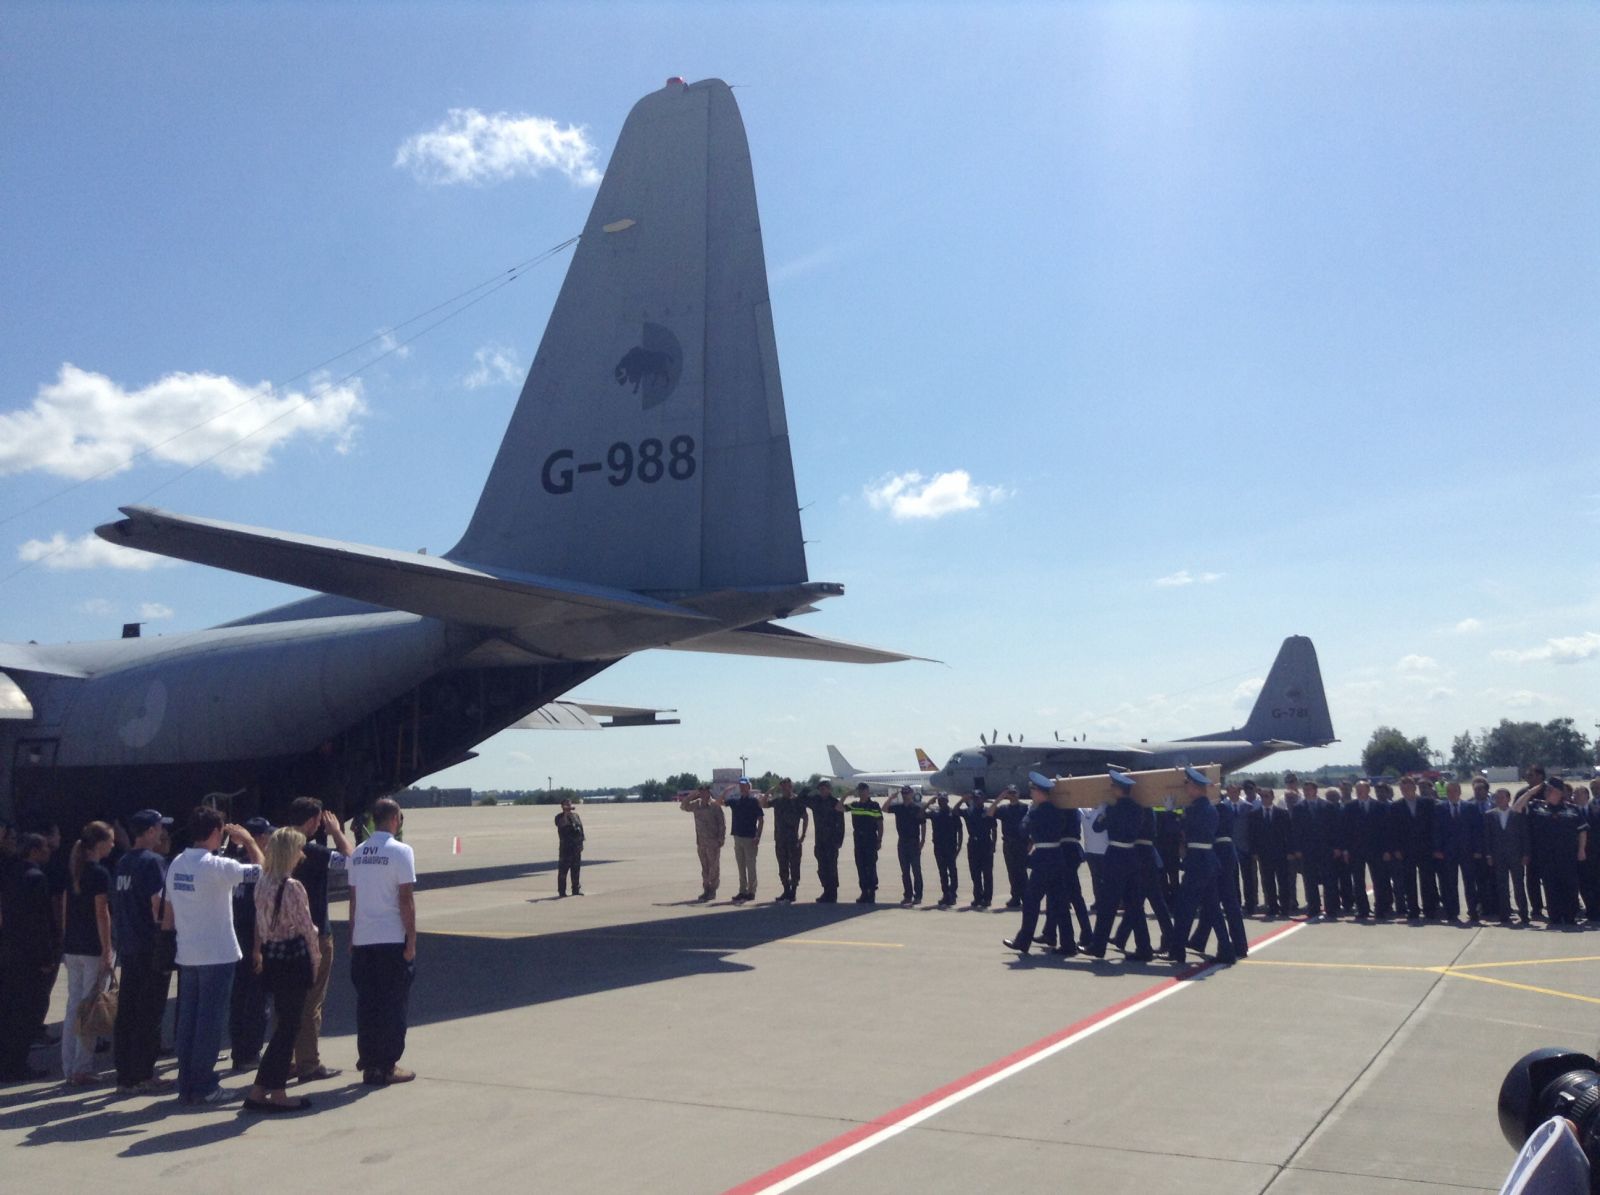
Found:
[1108,770,1135,791]
[1184,766,1210,787]
[1027,772,1051,792]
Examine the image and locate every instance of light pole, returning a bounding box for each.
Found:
[739,754,749,778]
[547,775,553,795]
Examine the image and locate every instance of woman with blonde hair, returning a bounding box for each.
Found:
[244,827,321,1112]
[62,820,116,1084]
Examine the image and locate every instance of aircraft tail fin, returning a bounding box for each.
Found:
[915,748,937,773]
[1238,636,1335,747]
[826,745,861,779]
[448,78,807,594]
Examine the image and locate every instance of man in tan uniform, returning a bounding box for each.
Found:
[679,784,726,901]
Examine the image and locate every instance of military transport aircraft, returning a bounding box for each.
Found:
[826,636,1336,796]
[0,77,912,832]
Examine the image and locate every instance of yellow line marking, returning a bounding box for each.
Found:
[1447,955,1600,971]
[1239,959,1439,974]
[1240,957,1600,1008]
[422,929,903,949]
[1439,971,1600,1008]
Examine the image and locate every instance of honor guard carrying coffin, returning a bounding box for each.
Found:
[1004,774,1075,957]
[1040,797,1095,953]
[1112,802,1173,956]
[1187,782,1249,961]
[1084,771,1151,961]
[1168,768,1233,966]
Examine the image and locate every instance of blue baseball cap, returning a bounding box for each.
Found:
[128,809,172,834]
[242,817,273,836]
[1184,766,1210,787]
[1108,770,1136,791]
[1027,771,1052,792]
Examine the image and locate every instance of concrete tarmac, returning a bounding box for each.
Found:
[4,804,1597,1192]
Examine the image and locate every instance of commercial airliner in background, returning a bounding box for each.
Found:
[0,78,913,832]
[826,636,1336,796]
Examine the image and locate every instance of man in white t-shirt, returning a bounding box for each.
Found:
[161,806,262,1105]
[347,797,417,1087]
[1080,803,1110,910]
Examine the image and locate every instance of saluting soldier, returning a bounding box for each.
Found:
[1168,768,1233,966]
[926,794,964,907]
[844,783,884,904]
[1004,773,1074,957]
[554,800,585,897]
[1516,777,1586,926]
[992,786,1031,910]
[807,780,846,904]
[957,790,996,909]
[884,786,926,906]
[1084,771,1152,961]
[761,778,809,903]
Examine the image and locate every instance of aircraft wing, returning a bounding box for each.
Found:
[512,700,680,730]
[0,642,88,678]
[96,506,715,630]
[664,621,927,664]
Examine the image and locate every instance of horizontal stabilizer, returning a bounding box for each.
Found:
[513,700,680,730]
[96,506,713,631]
[0,643,88,679]
[668,621,927,665]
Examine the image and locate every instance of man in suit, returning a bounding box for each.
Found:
[1431,781,1482,921]
[1482,786,1529,924]
[1341,780,1380,920]
[1391,776,1435,920]
[1293,781,1339,918]
[1252,787,1291,917]
[1470,777,1497,919]
[1235,780,1261,915]
[1371,781,1400,918]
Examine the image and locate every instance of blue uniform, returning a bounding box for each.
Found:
[1189,799,1249,959]
[1010,802,1071,953]
[1113,806,1173,952]
[1042,811,1094,950]
[1169,796,1231,964]
[1087,797,1149,958]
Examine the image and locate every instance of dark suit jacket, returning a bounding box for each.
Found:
[1482,808,1529,865]
[1432,800,1480,860]
[1252,804,1291,861]
[1390,797,1435,859]
[1343,799,1387,858]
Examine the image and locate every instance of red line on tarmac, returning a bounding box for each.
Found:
[721,918,1308,1195]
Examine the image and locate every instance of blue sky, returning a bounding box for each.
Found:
[2,2,1596,789]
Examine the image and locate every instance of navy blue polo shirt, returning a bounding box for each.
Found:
[725,792,763,838]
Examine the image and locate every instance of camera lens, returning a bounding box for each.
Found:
[1499,1048,1600,1149]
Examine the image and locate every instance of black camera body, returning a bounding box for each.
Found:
[1500,1048,1600,1191]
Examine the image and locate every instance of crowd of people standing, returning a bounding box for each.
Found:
[0,796,417,1112]
[673,766,1597,956]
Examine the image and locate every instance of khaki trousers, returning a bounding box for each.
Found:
[293,932,335,1074]
[733,836,759,897]
[697,836,723,895]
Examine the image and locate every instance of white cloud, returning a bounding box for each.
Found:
[1396,654,1440,674]
[0,364,365,480]
[863,470,1009,521]
[1427,686,1455,702]
[1231,677,1264,709]
[78,598,117,616]
[1155,569,1225,588]
[138,602,174,621]
[18,533,180,571]
[396,109,602,186]
[1450,618,1484,634]
[463,345,521,389]
[376,331,412,361]
[1492,631,1600,665]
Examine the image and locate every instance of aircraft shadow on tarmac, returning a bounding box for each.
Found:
[312,902,879,1033]
[370,858,617,896]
